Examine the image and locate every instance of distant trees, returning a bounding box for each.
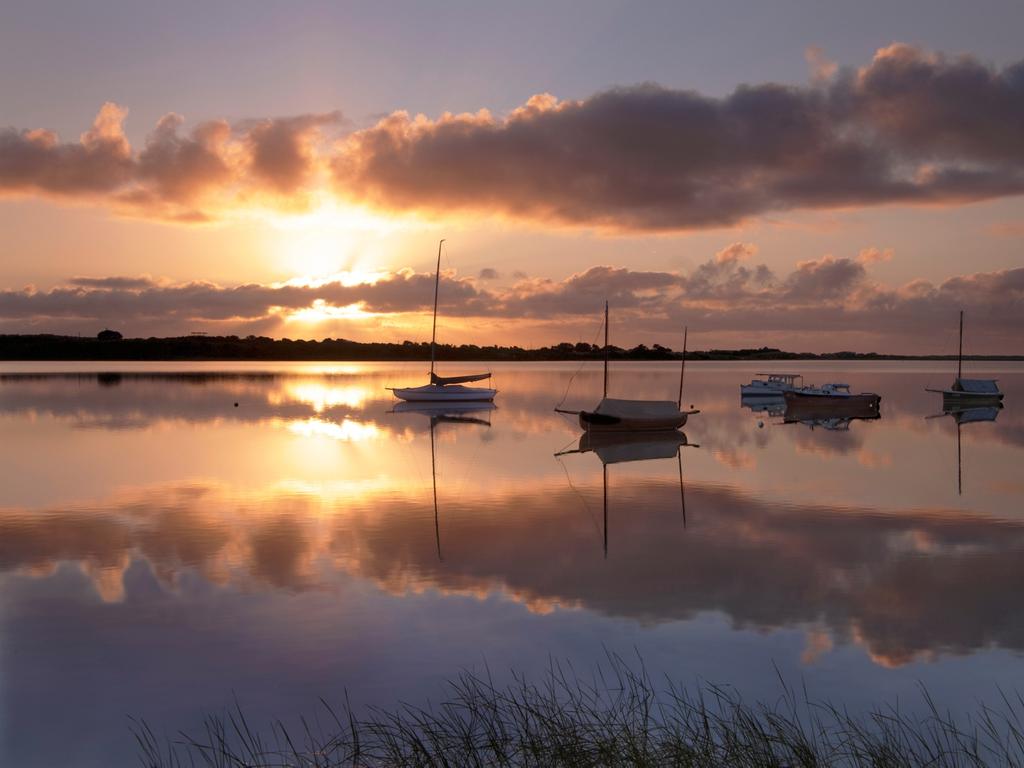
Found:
[0,334,1016,361]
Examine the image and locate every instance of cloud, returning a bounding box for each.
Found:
[858,247,893,264]
[2,44,1023,228]
[805,45,838,83]
[0,105,342,220]
[332,45,1024,230]
[244,112,342,195]
[2,247,1022,352]
[0,102,133,195]
[69,276,157,289]
[478,268,501,280]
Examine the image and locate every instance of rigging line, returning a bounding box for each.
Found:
[555,311,606,409]
[554,454,602,539]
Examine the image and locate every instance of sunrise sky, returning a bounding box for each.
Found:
[1,0,1022,352]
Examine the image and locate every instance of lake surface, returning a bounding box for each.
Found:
[1,360,1022,766]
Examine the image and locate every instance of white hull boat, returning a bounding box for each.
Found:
[739,373,804,396]
[388,383,497,402]
[388,240,496,404]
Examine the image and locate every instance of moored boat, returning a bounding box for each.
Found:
[560,303,698,432]
[925,311,1003,404]
[579,398,691,431]
[783,384,881,419]
[387,240,496,403]
[740,373,804,396]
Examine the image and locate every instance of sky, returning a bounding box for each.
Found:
[1,0,1022,353]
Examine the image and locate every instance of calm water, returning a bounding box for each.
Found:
[1,361,1023,766]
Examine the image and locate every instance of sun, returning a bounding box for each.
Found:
[266,200,413,283]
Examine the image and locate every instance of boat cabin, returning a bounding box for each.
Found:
[952,378,1000,395]
[756,373,802,386]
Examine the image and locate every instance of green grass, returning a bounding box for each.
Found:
[133,654,1024,767]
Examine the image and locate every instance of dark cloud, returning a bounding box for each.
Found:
[332,45,1024,230]
[783,256,866,301]
[69,276,156,290]
[478,268,500,280]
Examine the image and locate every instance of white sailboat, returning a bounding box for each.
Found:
[557,302,698,431]
[387,239,497,403]
[925,310,1003,403]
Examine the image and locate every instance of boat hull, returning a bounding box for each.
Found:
[930,389,1004,404]
[388,384,496,402]
[579,411,689,432]
[783,391,881,419]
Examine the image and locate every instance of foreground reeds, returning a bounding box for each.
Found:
[134,654,1024,767]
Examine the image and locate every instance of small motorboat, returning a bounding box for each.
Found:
[740,373,804,396]
[783,383,881,419]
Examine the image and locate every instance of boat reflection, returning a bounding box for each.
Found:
[740,393,786,417]
[927,402,1004,495]
[741,392,881,431]
[389,401,496,559]
[556,430,694,557]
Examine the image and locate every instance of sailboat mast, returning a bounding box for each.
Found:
[957,309,963,381]
[430,239,445,377]
[603,301,609,398]
[677,326,688,409]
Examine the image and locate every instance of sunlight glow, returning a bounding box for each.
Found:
[286,299,373,323]
[266,199,417,282]
[278,381,374,411]
[285,417,381,442]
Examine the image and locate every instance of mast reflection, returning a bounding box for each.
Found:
[389,401,496,560]
[556,430,695,557]
[927,402,1004,495]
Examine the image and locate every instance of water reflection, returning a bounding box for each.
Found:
[389,401,496,560]
[0,363,1022,766]
[556,430,692,555]
[927,401,1005,496]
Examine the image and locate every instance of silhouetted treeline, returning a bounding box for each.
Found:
[1,334,1021,361]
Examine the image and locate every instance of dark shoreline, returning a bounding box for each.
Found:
[2,334,1022,362]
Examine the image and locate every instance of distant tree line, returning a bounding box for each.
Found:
[0,334,1020,361]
